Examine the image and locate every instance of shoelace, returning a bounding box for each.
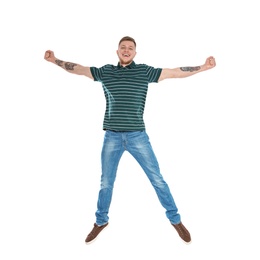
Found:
[175,224,185,236]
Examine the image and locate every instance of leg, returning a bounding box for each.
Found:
[126,131,181,224]
[95,131,124,226]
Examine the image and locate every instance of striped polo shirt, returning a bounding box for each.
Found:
[90,61,162,131]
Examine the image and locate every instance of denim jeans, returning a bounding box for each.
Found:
[95,130,181,225]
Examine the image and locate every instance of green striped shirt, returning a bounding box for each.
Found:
[90,61,162,131]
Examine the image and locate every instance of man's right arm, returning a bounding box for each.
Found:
[44,50,93,80]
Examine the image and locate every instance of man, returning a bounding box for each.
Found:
[44,36,216,244]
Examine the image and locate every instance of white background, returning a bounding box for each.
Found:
[1,0,259,259]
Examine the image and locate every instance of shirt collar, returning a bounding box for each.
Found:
[117,61,136,69]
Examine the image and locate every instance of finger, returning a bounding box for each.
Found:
[45,51,50,59]
[209,57,215,66]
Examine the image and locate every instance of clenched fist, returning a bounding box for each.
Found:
[44,50,55,62]
[205,56,216,69]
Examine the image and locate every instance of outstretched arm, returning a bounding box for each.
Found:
[44,50,93,80]
[158,56,216,82]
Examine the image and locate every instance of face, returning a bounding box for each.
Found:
[117,40,136,66]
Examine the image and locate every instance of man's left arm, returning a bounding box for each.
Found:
[158,56,216,82]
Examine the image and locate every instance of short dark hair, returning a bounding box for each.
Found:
[118,36,136,47]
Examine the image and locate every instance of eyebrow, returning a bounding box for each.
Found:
[121,44,134,48]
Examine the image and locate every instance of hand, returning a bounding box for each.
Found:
[44,50,55,62]
[205,56,216,69]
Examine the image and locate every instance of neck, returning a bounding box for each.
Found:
[119,60,133,67]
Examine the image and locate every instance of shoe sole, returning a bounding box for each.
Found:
[183,239,192,245]
[85,224,109,245]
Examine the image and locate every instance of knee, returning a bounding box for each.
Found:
[150,174,167,188]
[100,178,114,190]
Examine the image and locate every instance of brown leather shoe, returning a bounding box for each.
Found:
[85,223,109,244]
[172,222,191,243]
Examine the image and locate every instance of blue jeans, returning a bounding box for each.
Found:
[95,130,181,225]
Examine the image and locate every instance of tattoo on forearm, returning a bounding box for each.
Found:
[180,66,201,72]
[65,62,77,70]
[55,59,64,67]
[55,59,77,71]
